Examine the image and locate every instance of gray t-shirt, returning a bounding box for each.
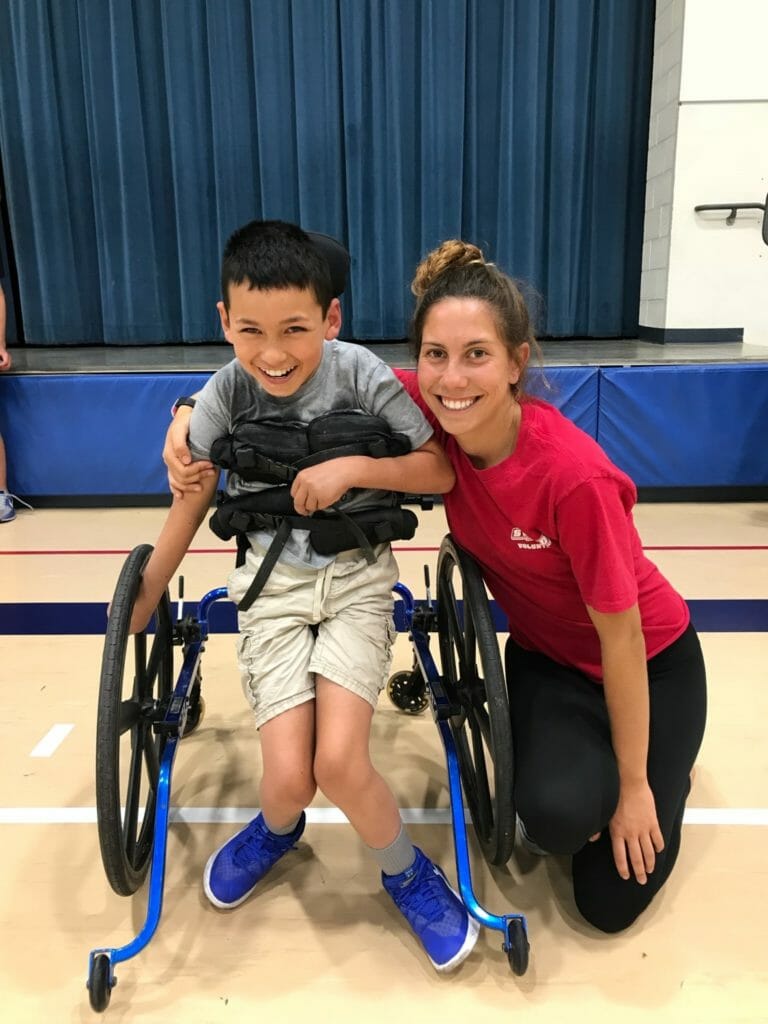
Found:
[189,339,432,568]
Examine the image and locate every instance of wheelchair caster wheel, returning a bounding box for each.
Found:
[386,671,428,715]
[505,918,529,976]
[88,953,114,1012]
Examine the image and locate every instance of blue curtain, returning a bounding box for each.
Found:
[0,0,654,343]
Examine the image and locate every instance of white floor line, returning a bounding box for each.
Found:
[29,724,74,758]
[0,807,767,826]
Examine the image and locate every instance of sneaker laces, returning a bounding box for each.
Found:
[397,870,451,925]
[1,492,33,510]
[232,821,289,869]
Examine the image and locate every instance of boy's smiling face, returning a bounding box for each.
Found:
[218,283,341,396]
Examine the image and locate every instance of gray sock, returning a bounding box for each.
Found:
[370,824,417,877]
[262,814,301,837]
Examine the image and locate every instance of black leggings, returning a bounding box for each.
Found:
[505,623,707,933]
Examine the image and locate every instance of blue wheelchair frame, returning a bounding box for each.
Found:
[87,579,529,1010]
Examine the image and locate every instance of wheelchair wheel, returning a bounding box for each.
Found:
[436,535,515,865]
[96,544,173,896]
[506,918,530,976]
[387,669,429,715]
[87,954,113,1013]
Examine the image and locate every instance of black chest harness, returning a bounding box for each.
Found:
[208,410,419,610]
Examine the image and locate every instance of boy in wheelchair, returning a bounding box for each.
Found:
[129,219,479,972]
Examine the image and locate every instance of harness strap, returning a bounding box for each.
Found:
[333,508,377,565]
[234,504,381,612]
[236,519,293,612]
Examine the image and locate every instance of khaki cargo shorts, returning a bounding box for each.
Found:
[228,543,400,728]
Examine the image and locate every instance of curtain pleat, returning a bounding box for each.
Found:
[0,0,654,344]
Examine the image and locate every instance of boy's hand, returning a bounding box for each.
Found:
[291,459,357,515]
[0,347,12,371]
[163,407,216,499]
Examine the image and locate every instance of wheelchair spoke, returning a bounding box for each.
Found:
[144,623,169,693]
[143,730,160,791]
[133,633,147,691]
[471,696,492,749]
[118,699,141,735]
[442,578,470,681]
[468,715,493,829]
[123,728,144,860]
[453,725,479,810]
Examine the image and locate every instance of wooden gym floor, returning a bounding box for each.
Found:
[0,502,766,1023]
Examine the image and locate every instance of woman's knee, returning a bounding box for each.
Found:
[574,879,651,933]
[572,834,666,933]
[576,896,643,934]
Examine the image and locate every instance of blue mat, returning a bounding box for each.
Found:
[2,363,766,493]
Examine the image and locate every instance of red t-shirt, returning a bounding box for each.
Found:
[396,369,689,679]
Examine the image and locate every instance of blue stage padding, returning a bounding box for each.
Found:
[598,364,768,487]
[3,599,766,635]
[0,372,214,496]
[0,366,598,497]
[528,366,599,438]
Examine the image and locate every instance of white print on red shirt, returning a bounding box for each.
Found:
[510,527,552,550]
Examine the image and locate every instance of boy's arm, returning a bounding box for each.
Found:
[290,437,454,516]
[129,474,218,632]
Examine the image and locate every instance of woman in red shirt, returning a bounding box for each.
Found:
[397,240,706,933]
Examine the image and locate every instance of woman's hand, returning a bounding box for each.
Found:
[607,779,664,884]
[163,406,216,499]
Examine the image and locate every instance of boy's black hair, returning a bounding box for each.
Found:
[220,219,348,314]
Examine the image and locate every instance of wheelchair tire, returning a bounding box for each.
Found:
[436,535,515,866]
[96,544,173,896]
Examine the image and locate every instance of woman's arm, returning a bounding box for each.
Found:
[587,603,664,884]
[289,436,455,515]
[163,402,216,498]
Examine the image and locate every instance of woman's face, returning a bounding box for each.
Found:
[417,297,527,453]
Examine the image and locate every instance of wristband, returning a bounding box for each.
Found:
[171,396,197,417]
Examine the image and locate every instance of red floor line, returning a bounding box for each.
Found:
[1,545,767,556]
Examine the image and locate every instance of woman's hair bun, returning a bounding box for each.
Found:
[411,240,485,297]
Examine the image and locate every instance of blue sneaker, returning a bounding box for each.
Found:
[383,848,479,972]
[203,811,305,909]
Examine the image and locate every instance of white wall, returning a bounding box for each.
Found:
[668,103,768,334]
[640,0,768,344]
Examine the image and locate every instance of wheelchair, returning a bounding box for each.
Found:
[86,536,529,1013]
